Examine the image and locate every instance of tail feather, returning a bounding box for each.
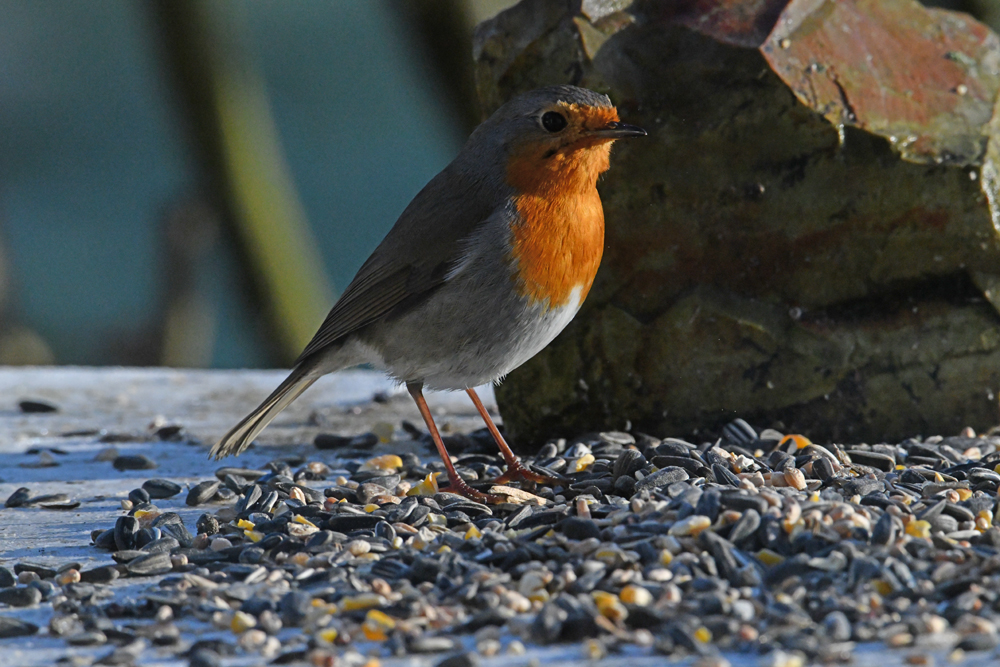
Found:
[210,366,318,460]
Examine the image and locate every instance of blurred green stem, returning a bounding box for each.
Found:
[152,0,332,364]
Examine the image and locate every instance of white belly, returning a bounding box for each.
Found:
[360,279,585,391]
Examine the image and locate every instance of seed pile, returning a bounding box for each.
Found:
[4,420,1000,665]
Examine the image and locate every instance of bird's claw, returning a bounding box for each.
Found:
[493,460,565,487]
[441,477,507,504]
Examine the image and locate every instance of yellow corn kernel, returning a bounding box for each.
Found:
[231,611,256,634]
[317,628,338,644]
[694,626,712,643]
[619,584,653,606]
[362,610,396,641]
[956,488,973,501]
[236,519,255,531]
[906,520,931,538]
[659,550,674,566]
[428,513,448,527]
[668,515,711,537]
[756,549,785,566]
[465,525,482,540]
[528,589,550,603]
[775,653,804,667]
[584,638,606,660]
[293,515,317,528]
[592,590,616,608]
[594,547,624,564]
[574,453,596,472]
[783,515,803,535]
[779,434,812,450]
[592,591,628,623]
[406,472,440,496]
[436,545,452,554]
[341,593,386,612]
[360,454,403,472]
[244,530,264,543]
[372,421,394,443]
[133,509,158,521]
[364,503,379,513]
[872,579,893,596]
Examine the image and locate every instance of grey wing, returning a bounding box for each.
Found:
[295,164,500,363]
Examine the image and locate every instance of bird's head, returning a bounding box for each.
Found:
[469,85,645,197]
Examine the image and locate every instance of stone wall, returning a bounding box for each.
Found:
[476,0,1000,446]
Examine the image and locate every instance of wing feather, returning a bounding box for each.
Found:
[296,163,501,363]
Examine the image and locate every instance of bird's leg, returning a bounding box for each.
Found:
[465,388,564,486]
[407,382,504,504]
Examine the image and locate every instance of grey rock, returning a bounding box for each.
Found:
[0,586,42,607]
[0,616,38,638]
[186,480,221,506]
[126,552,173,577]
[142,478,182,499]
[113,454,157,471]
[435,652,480,667]
[634,467,689,492]
[114,516,140,551]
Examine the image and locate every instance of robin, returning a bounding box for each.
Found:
[210,85,645,502]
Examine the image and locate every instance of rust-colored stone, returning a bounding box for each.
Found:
[763,0,1000,166]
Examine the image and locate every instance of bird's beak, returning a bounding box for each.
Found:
[593,121,647,138]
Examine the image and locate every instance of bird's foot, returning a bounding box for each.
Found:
[441,477,507,504]
[493,459,565,487]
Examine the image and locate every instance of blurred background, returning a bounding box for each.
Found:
[0,0,513,368]
[0,0,995,369]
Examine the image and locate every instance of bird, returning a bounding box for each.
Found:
[210,85,645,502]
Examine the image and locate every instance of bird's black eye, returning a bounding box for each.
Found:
[541,111,567,133]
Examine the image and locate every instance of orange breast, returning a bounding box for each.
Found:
[508,185,606,309]
[506,141,611,309]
